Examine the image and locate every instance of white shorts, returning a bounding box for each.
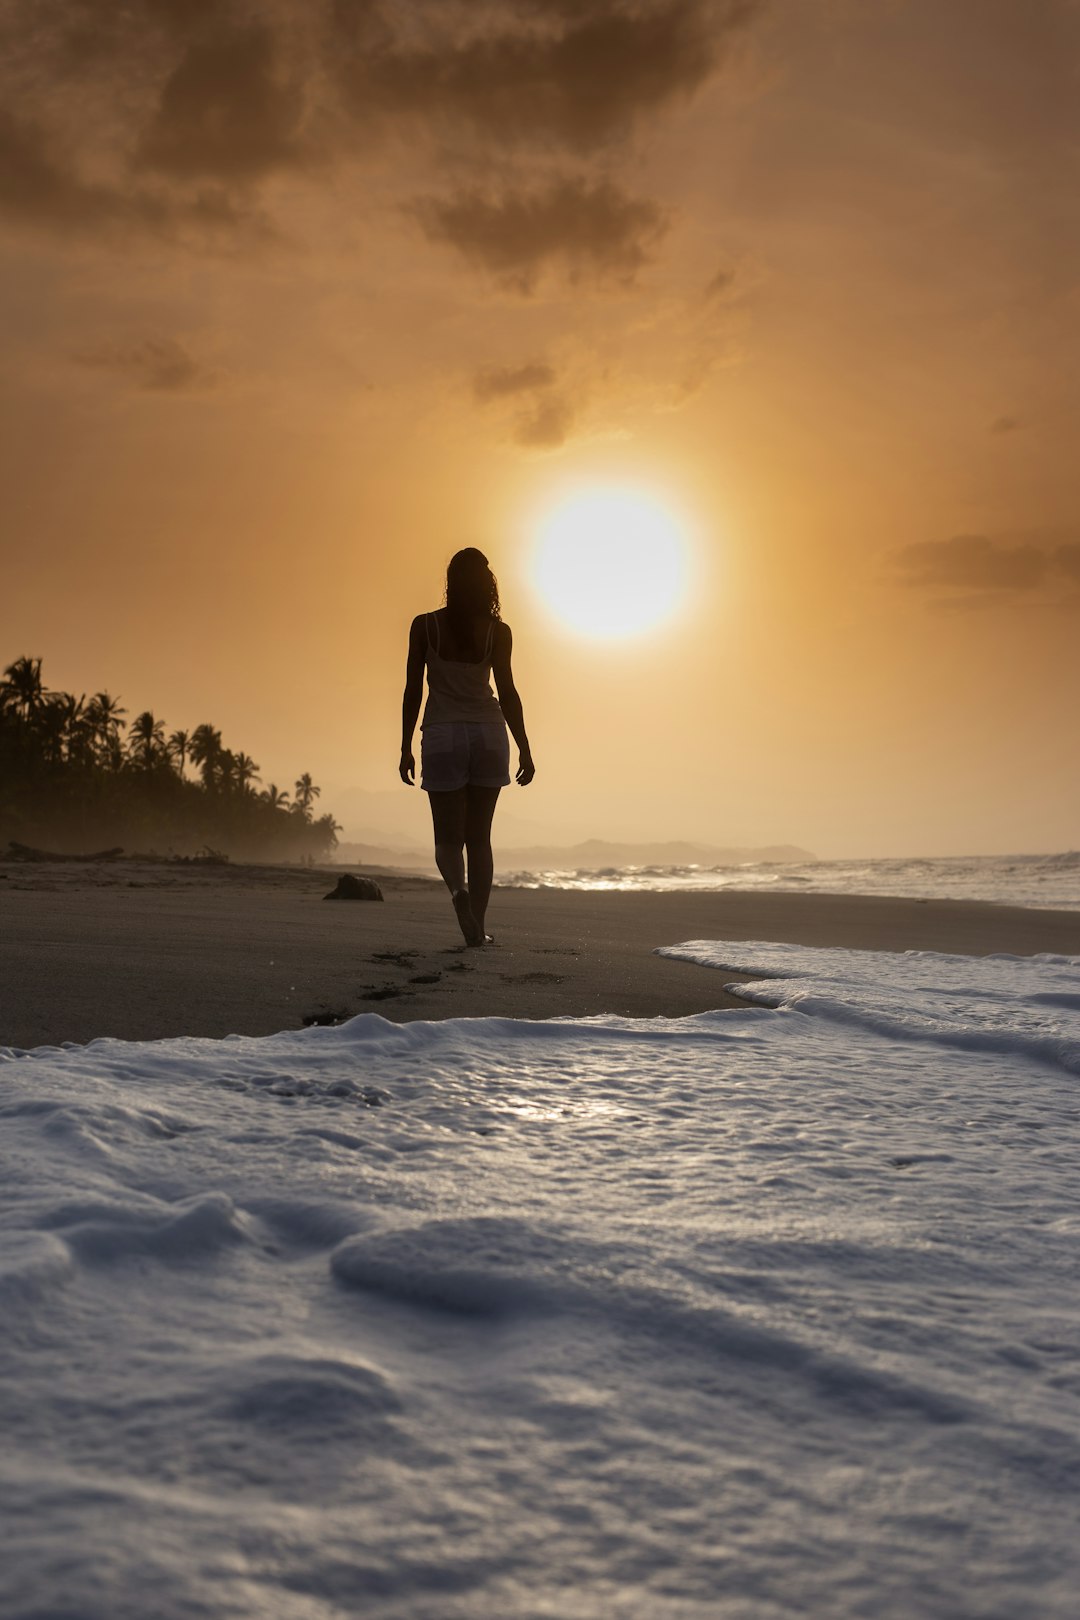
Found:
[421,722,511,793]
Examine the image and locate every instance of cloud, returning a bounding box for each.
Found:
[513,392,577,448]
[72,337,216,392]
[137,23,308,182]
[894,534,1080,599]
[0,7,311,244]
[473,361,556,401]
[142,0,222,30]
[1057,543,1080,582]
[415,176,668,291]
[0,0,759,269]
[703,264,735,300]
[0,107,133,231]
[472,355,577,447]
[896,535,1047,591]
[341,0,756,151]
[991,415,1020,433]
[0,105,271,242]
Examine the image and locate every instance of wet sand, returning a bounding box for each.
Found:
[2,857,1079,1049]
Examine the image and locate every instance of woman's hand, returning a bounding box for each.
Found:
[399,749,415,786]
[516,753,535,787]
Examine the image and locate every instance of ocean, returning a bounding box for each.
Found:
[497,849,1080,910]
[3,940,1079,1618]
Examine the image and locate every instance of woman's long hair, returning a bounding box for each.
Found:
[444,548,500,656]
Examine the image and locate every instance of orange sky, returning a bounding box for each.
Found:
[1,0,1077,857]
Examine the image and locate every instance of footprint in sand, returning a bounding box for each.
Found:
[500,970,567,985]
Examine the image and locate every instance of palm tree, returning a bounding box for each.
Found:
[189,724,223,788]
[128,710,167,769]
[293,772,320,821]
[1,656,47,721]
[232,752,260,795]
[86,691,127,768]
[311,811,342,856]
[217,749,237,794]
[168,729,191,777]
[53,692,90,766]
[74,702,98,767]
[37,695,70,765]
[260,783,290,811]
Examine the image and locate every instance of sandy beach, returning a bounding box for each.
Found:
[3,855,1079,1049]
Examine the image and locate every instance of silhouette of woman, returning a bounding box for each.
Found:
[400,549,534,945]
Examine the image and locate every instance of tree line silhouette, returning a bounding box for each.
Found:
[1,656,341,862]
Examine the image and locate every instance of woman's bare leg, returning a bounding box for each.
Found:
[464,785,501,935]
[428,788,467,891]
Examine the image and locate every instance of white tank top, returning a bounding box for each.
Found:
[421,612,504,728]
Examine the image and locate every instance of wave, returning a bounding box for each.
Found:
[497,851,1080,910]
[656,940,1080,1078]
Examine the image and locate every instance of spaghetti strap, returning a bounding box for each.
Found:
[484,619,494,660]
[427,612,440,655]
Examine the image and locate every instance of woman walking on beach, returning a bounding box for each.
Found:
[400,548,534,945]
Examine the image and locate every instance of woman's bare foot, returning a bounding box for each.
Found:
[452,888,484,946]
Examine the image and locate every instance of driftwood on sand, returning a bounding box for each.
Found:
[6,841,124,862]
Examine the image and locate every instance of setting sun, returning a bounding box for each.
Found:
[529,488,691,639]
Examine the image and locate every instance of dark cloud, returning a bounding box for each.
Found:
[0,0,759,267]
[703,264,735,299]
[513,393,576,448]
[137,23,308,182]
[341,1,756,151]
[991,415,1020,433]
[0,6,316,241]
[38,0,225,61]
[0,105,271,241]
[416,177,667,291]
[896,535,1048,591]
[72,338,216,392]
[895,534,1080,600]
[142,0,222,29]
[0,107,132,230]
[471,354,577,446]
[1057,543,1080,582]
[473,360,556,401]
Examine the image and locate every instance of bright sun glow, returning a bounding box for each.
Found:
[530,488,691,639]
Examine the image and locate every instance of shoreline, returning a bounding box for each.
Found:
[3,857,1079,1050]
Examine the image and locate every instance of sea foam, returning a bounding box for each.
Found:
[656,939,1080,1076]
[2,944,1079,1618]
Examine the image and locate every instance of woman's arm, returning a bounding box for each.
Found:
[399,615,427,785]
[491,622,535,786]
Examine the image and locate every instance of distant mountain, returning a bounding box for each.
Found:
[328,787,591,852]
[334,839,816,873]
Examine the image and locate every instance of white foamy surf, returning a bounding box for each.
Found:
[2,942,1079,1618]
